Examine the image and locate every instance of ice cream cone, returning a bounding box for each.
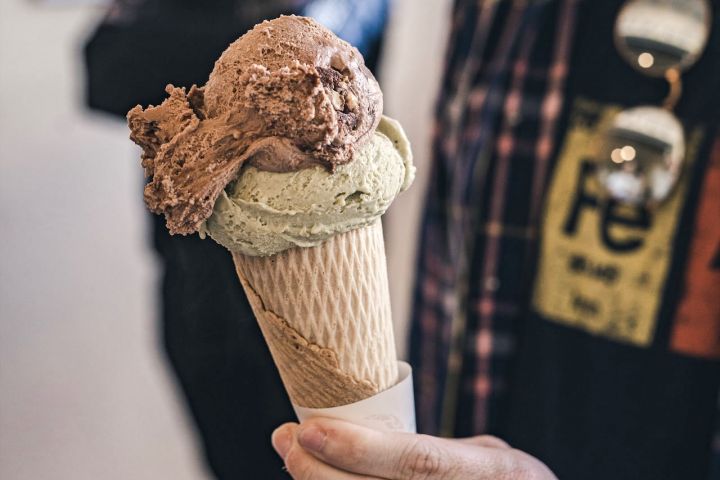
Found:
[127,15,415,420]
[232,220,398,408]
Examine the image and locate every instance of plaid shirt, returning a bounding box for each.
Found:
[409,0,719,476]
[411,0,578,436]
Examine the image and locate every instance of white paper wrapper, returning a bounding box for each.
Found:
[292,361,415,432]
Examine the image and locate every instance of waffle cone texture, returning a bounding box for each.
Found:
[232,221,398,408]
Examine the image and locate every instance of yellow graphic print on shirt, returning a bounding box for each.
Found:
[533,98,703,347]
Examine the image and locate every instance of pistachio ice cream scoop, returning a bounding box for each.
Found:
[203,116,413,256]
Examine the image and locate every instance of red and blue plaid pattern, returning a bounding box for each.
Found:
[410,0,579,437]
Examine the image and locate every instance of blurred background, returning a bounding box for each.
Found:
[0,0,450,478]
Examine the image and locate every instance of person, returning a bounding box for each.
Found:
[271,0,720,479]
[84,1,388,478]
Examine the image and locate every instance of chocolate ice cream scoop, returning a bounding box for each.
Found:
[127,15,383,235]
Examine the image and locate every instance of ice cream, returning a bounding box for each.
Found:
[128,15,414,411]
[203,116,413,256]
[128,15,383,235]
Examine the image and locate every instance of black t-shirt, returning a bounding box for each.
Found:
[503,2,720,479]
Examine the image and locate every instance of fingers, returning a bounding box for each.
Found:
[455,435,511,449]
[291,417,463,479]
[271,423,297,461]
[273,419,556,480]
[272,423,379,480]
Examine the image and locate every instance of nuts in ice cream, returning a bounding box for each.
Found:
[127,15,383,235]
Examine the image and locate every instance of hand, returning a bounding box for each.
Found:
[271,417,557,479]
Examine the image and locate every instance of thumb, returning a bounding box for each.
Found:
[295,417,499,479]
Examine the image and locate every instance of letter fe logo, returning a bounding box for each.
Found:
[532,98,705,348]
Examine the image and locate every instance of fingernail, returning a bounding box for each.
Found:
[298,425,326,453]
[271,426,293,460]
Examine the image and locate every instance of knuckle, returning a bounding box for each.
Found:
[284,448,315,480]
[397,436,444,479]
[312,424,368,469]
[480,435,511,449]
[514,467,543,480]
[499,450,549,480]
[340,433,367,467]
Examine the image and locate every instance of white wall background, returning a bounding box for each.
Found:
[0,0,452,478]
[0,2,209,479]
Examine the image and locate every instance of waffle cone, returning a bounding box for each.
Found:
[232,221,398,408]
